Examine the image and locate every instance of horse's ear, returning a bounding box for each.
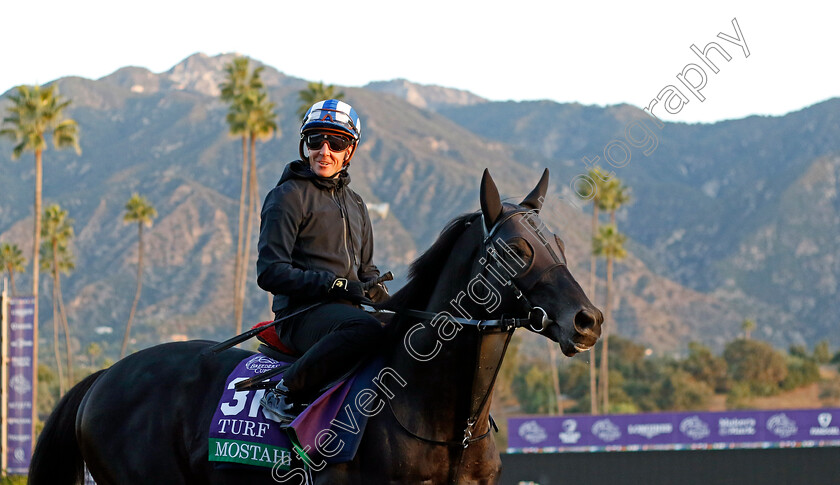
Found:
[521,168,549,212]
[480,168,503,231]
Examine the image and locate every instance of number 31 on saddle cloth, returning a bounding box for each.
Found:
[208,322,385,471]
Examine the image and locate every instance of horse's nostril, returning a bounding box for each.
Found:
[575,309,600,332]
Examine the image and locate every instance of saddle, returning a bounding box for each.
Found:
[237,311,393,394]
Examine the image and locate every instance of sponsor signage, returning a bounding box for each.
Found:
[508,408,840,452]
[6,297,35,473]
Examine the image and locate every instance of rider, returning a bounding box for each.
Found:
[257,99,388,422]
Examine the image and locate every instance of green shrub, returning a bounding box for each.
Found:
[780,356,820,391]
[724,339,788,396]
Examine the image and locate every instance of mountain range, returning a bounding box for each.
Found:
[1,52,837,359]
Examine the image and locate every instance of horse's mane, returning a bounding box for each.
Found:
[385,212,480,312]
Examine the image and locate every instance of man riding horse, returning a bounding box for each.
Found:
[257,99,388,422]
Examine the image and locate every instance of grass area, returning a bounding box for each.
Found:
[0,476,27,484]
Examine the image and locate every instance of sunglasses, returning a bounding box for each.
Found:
[305,133,353,152]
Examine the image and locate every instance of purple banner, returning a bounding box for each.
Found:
[508,408,840,452]
[6,297,35,473]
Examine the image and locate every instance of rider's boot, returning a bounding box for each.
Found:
[260,379,303,424]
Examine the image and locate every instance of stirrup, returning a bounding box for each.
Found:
[260,390,298,423]
[260,380,305,423]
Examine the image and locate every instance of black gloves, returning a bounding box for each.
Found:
[329,278,365,304]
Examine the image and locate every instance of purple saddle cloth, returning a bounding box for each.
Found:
[209,353,381,470]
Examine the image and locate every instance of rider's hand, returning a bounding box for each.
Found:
[366,282,390,303]
[329,278,365,304]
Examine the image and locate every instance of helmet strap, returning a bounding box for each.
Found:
[343,142,358,165]
[298,139,308,162]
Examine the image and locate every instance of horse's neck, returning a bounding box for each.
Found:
[387,228,513,436]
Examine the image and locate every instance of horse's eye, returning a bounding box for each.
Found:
[508,244,525,257]
[503,238,534,264]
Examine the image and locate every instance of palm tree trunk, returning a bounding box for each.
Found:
[600,255,613,413]
[121,224,144,358]
[589,205,599,414]
[54,241,73,385]
[546,339,562,415]
[9,270,16,296]
[237,133,258,335]
[51,272,65,396]
[57,275,73,385]
[234,135,248,334]
[32,148,42,432]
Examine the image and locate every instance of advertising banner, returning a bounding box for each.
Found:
[6,297,35,473]
[508,408,840,453]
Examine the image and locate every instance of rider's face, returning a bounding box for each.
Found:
[307,133,354,178]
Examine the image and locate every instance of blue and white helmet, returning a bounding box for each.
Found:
[300,99,361,141]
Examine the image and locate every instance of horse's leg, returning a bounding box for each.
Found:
[453,439,502,485]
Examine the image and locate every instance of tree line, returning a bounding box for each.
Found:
[502,330,840,416]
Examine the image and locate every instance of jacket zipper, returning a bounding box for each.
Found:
[332,188,353,272]
[341,188,359,267]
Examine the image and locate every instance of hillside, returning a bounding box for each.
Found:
[1,53,837,359]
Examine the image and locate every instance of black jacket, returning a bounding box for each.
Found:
[257,160,380,314]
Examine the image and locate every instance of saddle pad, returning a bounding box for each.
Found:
[208,354,379,470]
[285,356,383,466]
[209,354,295,470]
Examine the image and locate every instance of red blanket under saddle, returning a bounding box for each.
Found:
[251,321,297,356]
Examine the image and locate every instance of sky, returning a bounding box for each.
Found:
[1,0,838,123]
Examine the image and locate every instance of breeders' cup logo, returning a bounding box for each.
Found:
[679,416,710,440]
[518,420,547,444]
[591,419,621,442]
[245,355,281,374]
[766,413,798,438]
[9,375,31,395]
[559,419,581,444]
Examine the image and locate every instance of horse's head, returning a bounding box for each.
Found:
[479,168,602,356]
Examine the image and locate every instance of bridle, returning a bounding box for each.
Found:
[480,208,567,332]
[392,208,565,336]
[384,208,567,458]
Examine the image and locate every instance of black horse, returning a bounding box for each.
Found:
[30,169,602,484]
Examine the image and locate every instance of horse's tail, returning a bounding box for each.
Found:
[29,369,107,485]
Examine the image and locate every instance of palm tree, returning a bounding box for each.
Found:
[576,166,611,414]
[220,57,265,334]
[0,242,26,296]
[297,81,344,118]
[595,176,630,414]
[40,204,75,393]
[121,194,157,358]
[1,83,80,415]
[593,224,627,413]
[741,318,756,340]
[239,90,278,333]
[221,60,278,334]
[599,177,631,227]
